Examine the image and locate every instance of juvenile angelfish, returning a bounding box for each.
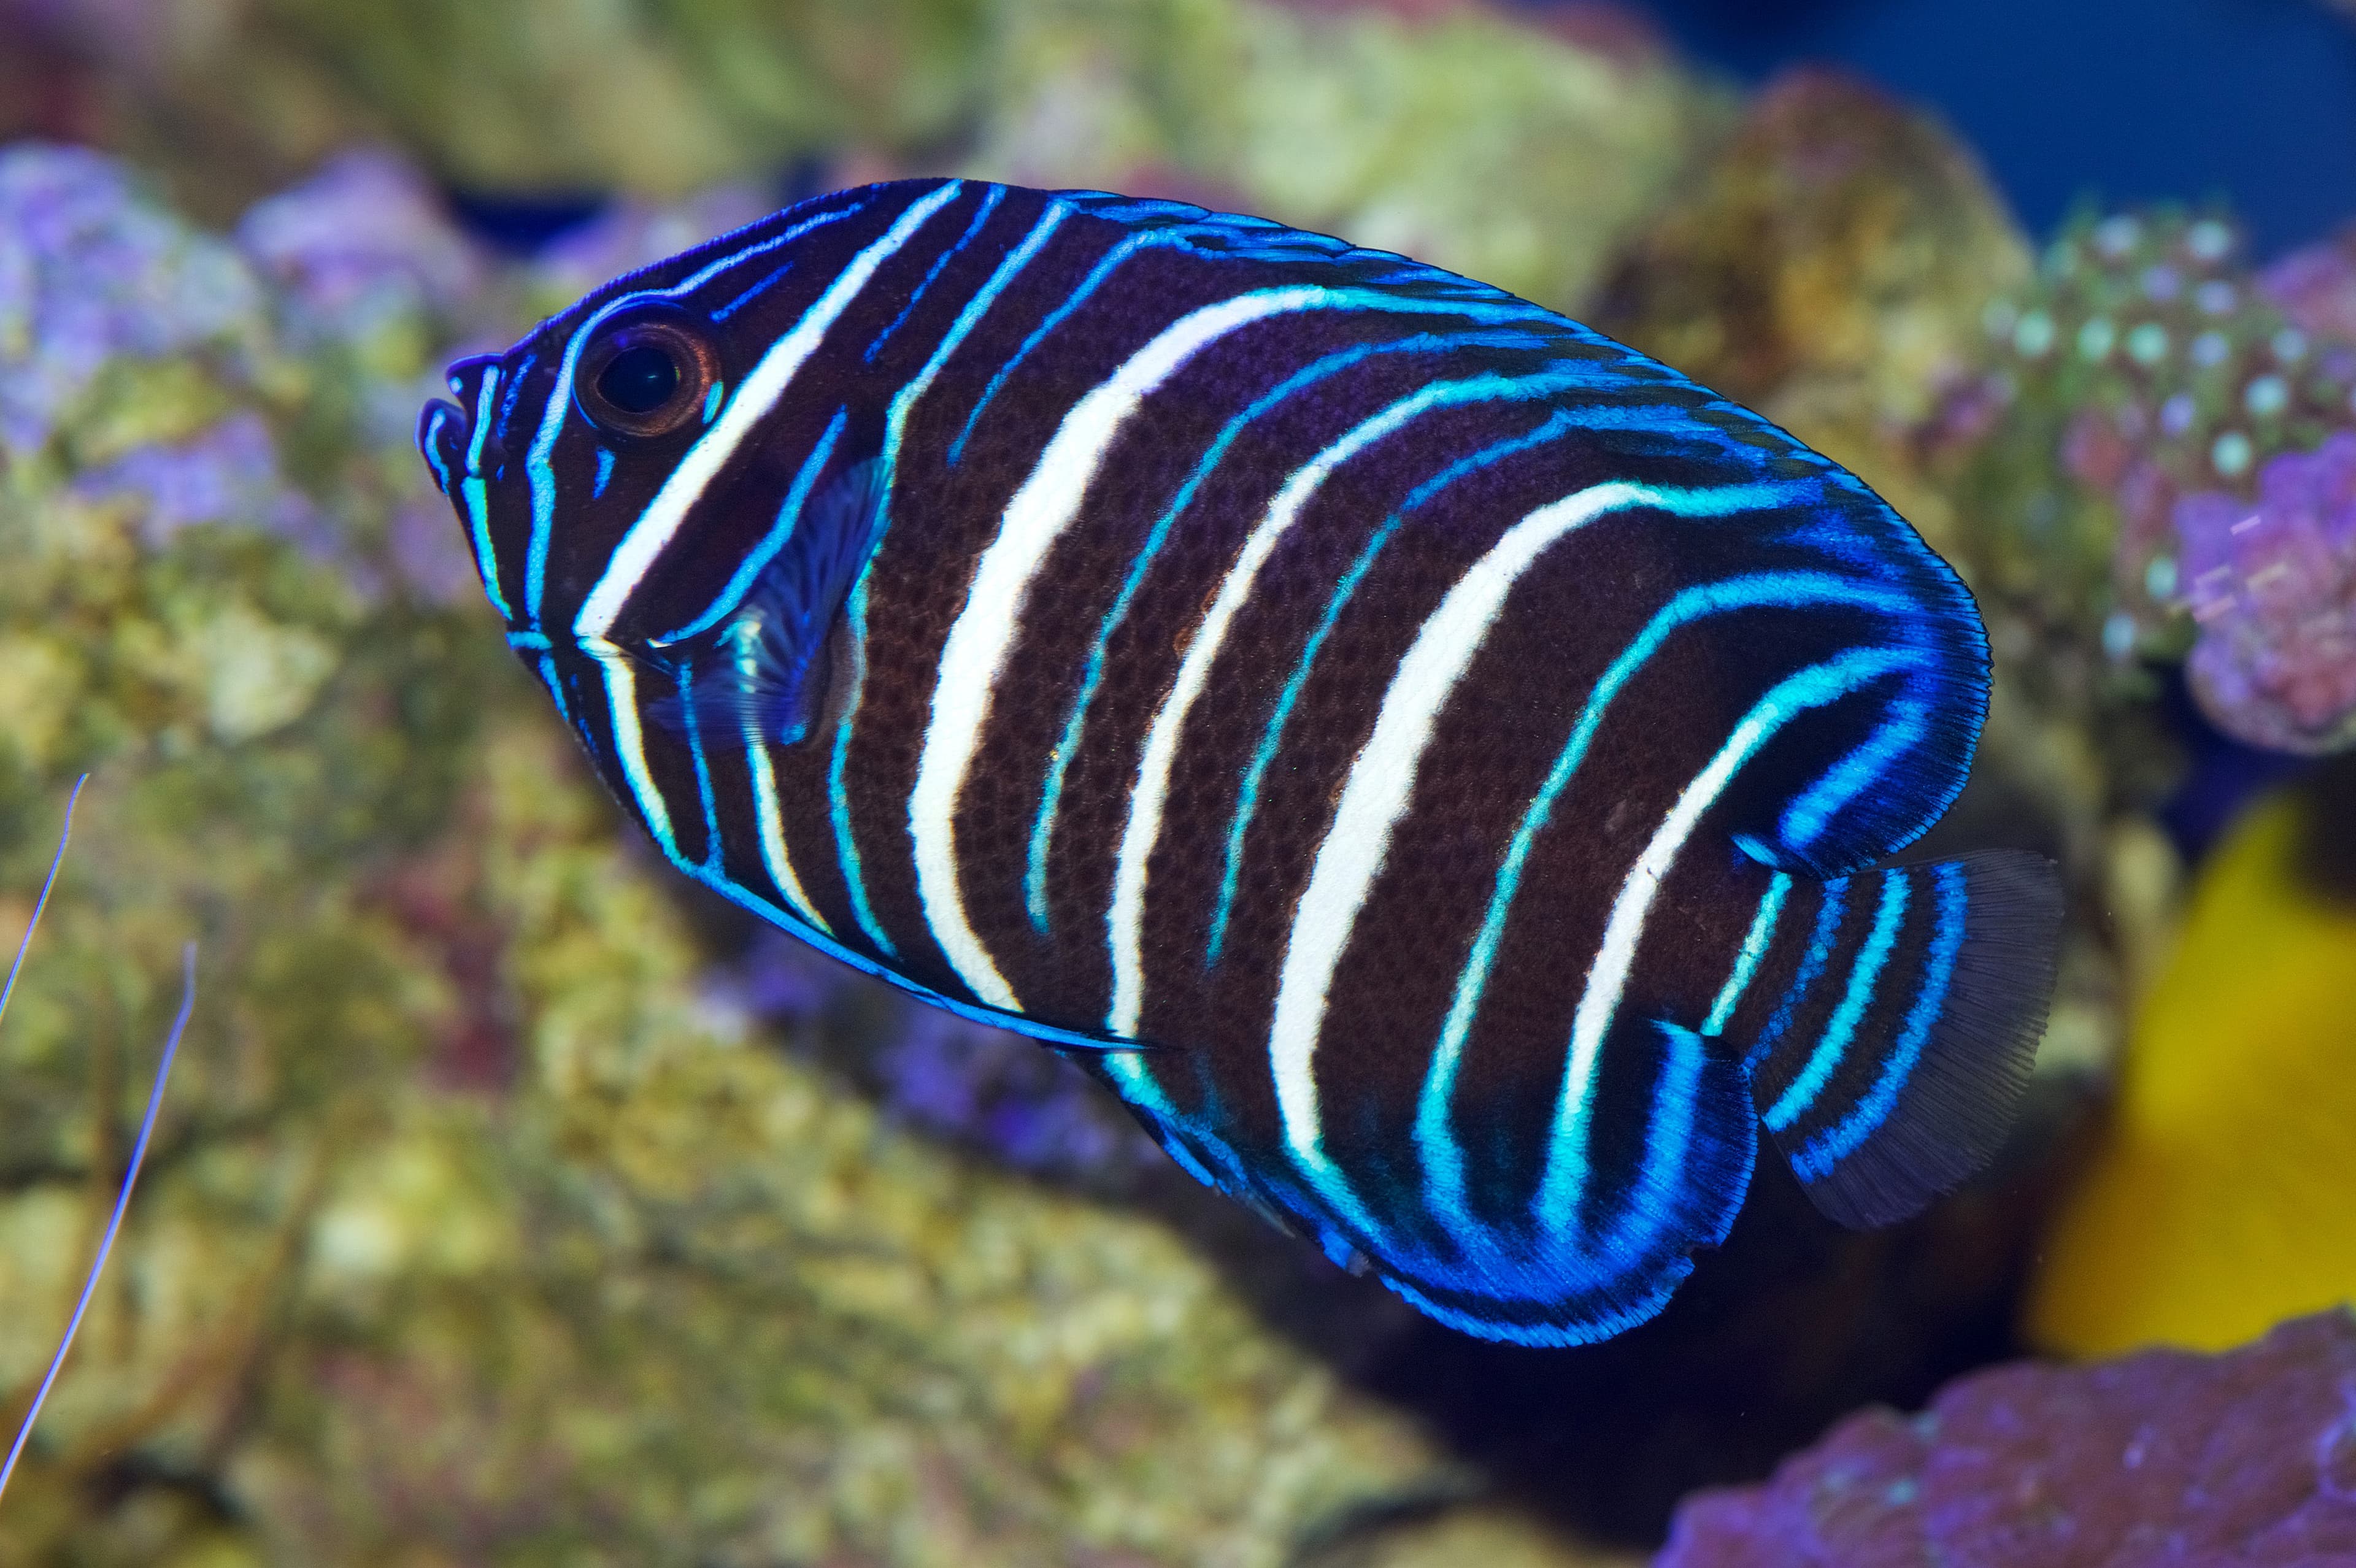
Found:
[418,180,2061,1347]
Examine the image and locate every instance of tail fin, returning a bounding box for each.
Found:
[1744,850,2061,1229]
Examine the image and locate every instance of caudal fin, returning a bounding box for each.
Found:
[1743,850,2061,1229]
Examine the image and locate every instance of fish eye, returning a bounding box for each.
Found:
[600,345,678,412]
[574,304,720,439]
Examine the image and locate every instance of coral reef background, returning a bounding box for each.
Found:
[1,1,2352,1563]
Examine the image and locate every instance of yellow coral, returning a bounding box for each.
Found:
[2027,787,2356,1355]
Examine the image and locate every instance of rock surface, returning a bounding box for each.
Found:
[1661,1311,2356,1568]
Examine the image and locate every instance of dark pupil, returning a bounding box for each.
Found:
[598,343,681,414]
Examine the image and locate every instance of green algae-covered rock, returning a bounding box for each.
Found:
[0,141,1613,1566]
[2,0,991,210]
[1592,68,2031,551]
[953,0,1731,314]
[7,0,1728,317]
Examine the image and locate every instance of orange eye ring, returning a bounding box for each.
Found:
[574,306,722,440]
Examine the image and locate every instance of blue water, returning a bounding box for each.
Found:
[1607,0,2356,256]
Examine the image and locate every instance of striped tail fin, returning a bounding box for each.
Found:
[1736,851,2062,1229]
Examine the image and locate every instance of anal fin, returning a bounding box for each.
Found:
[1346,1015,1758,1347]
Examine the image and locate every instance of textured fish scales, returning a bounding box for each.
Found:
[418,179,2062,1347]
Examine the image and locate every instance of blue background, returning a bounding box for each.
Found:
[1592,0,2356,257]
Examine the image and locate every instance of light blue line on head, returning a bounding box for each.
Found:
[674,663,726,875]
[1203,401,1588,962]
[827,594,895,961]
[591,447,616,498]
[494,352,536,445]
[1794,860,1968,1180]
[536,654,571,729]
[1021,326,1554,933]
[421,407,458,495]
[1416,566,1914,1223]
[712,263,791,323]
[1703,870,1792,1036]
[1532,644,1929,1230]
[1763,869,1911,1132]
[656,408,846,645]
[462,364,514,621]
[945,228,1181,466]
[523,200,868,626]
[864,183,1004,363]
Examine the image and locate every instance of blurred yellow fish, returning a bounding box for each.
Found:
[2027,773,2356,1356]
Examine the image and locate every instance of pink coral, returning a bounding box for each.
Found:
[2262,223,2356,346]
[1661,1311,2356,1567]
[235,147,488,339]
[2174,432,2356,752]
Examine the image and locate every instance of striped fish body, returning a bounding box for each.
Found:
[418,180,2061,1346]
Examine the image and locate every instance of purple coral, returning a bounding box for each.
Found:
[2173,432,2356,752]
[874,1008,1154,1178]
[706,928,1157,1181]
[235,147,489,347]
[0,142,263,460]
[1661,1310,2356,1567]
[2262,224,2356,347]
[69,409,322,550]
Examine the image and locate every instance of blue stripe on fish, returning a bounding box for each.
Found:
[1704,870,1790,1037]
[1026,326,1561,936]
[1763,869,1911,1133]
[865,184,1005,363]
[418,177,2061,1348]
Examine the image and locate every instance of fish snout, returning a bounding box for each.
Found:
[417,396,469,498]
[418,353,510,496]
[444,353,499,421]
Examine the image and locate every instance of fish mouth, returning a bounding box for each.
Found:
[416,396,469,499]
[415,353,504,498]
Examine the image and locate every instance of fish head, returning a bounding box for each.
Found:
[415,286,742,657]
[414,188,900,663]
[414,185,935,847]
